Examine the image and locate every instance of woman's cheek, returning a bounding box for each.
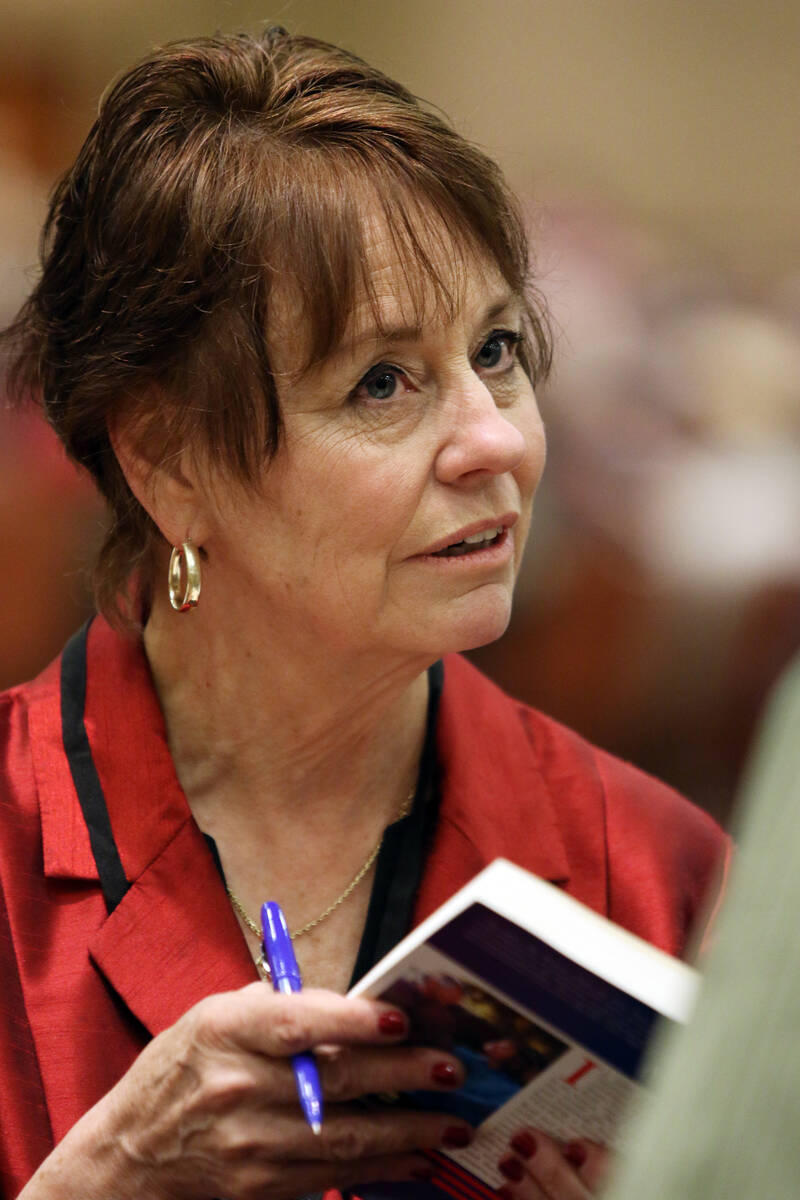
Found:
[525,398,547,474]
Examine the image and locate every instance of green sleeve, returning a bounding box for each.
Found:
[604,655,800,1200]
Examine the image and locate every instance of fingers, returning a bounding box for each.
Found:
[181,1041,465,1109]
[496,1128,608,1199]
[192,984,411,1058]
[299,1107,474,1163]
[203,1103,474,1165]
[190,983,466,1103]
[316,1044,465,1102]
[562,1139,608,1192]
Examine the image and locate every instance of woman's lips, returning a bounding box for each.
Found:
[412,525,515,567]
[432,524,504,557]
[417,512,518,558]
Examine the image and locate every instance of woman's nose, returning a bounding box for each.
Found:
[434,379,528,484]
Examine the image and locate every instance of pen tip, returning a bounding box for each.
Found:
[311,1122,322,1136]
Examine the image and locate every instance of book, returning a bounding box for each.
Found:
[349,858,699,1200]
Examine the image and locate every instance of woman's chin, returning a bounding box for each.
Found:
[430,588,514,656]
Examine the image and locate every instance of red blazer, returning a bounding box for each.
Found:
[0,618,727,1197]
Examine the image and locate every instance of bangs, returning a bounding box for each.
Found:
[260,148,550,382]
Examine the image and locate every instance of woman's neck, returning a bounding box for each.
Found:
[142,591,431,835]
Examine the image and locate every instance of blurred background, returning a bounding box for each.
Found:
[2,0,799,825]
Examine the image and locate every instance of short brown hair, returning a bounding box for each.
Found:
[2,27,551,625]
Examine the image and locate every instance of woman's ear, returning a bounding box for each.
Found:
[109,417,211,547]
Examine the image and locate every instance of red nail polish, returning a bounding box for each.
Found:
[496,1189,515,1200]
[431,1061,460,1086]
[378,1010,407,1036]
[563,1141,587,1168]
[498,1157,524,1182]
[509,1131,537,1159]
[442,1125,472,1148]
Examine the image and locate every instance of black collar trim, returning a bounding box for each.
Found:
[60,620,129,913]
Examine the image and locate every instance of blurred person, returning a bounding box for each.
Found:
[0,64,101,687]
[0,29,726,1200]
[590,649,800,1200]
[0,405,101,688]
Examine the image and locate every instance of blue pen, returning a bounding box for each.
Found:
[261,901,324,1135]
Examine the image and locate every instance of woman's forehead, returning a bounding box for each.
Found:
[269,217,516,377]
[349,232,508,339]
[351,207,509,330]
[343,269,518,353]
[263,186,525,379]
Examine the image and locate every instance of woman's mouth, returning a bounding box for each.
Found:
[432,525,504,557]
[411,513,518,565]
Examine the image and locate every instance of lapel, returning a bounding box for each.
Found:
[89,817,256,1035]
[30,617,256,1037]
[415,654,599,922]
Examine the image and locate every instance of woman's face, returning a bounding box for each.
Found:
[198,222,546,666]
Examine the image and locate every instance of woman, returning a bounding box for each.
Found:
[0,28,725,1200]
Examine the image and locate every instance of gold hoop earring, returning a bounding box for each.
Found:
[168,541,201,612]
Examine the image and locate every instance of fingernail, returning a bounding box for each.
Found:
[442,1125,472,1148]
[498,1157,524,1182]
[497,1189,515,1200]
[378,1010,407,1036]
[431,1061,460,1087]
[510,1131,537,1159]
[564,1141,587,1168]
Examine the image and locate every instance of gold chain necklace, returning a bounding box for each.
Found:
[226,786,415,977]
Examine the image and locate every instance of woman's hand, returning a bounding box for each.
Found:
[495,1128,609,1199]
[21,982,472,1200]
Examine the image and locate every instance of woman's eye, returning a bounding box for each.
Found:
[350,365,408,405]
[365,370,398,401]
[474,330,520,372]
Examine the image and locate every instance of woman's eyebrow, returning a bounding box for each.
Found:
[479,292,522,325]
[345,319,426,352]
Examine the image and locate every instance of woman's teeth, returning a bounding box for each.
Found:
[434,526,503,557]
